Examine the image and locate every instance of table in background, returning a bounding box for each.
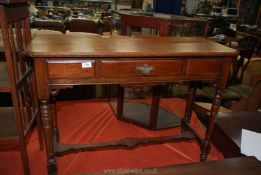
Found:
[211,111,261,158]
[113,10,209,36]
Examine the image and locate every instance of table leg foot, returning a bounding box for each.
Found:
[47,158,57,175]
[181,118,189,132]
[200,139,211,161]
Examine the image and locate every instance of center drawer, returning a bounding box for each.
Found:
[100,60,183,78]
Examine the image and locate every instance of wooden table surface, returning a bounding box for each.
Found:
[26,35,237,58]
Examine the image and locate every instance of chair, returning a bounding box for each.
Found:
[193,57,261,121]
[101,16,112,35]
[0,0,43,174]
[196,57,261,111]
[193,80,261,124]
[230,36,258,85]
[229,80,261,111]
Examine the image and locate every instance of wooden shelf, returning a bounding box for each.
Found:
[0,62,10,92]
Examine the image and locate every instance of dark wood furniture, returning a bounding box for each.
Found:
[229,81,261,111]
[230,35,258,85]
[113,10,209,36]
[68,18,99,34]
[25,35,237,174]
[0,0,43,174]
[33,19,66,33]
[86,157,261,175]
[211,111,261,158]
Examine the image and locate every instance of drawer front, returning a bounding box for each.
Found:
[187,59,223,75]
[48,60,95,79]
[100,60,183,78]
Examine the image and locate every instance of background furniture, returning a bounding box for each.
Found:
[193,58,261,117]
[228,80,261,111]
[85,157,261,175]
[0,0,43,174]
[238,0,260,25]
[241,58,261,87]
[113,10,208,36]
[68,18,99,33]
[230,36,258,85]
[211,111,261,158]
[33,19,66,33]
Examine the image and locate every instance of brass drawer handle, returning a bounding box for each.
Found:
[136,64,154,76]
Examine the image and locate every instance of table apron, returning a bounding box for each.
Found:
[46,58,224,86]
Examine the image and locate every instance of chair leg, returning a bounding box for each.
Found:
[19,135,30,175]
[116,85,124,120]
[149,85,161,130]
[51,95,59,142]
[36,112,44,150]
[182,82,197,131]
[31,70,44,150]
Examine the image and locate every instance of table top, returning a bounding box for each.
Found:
[25,35,238,58]
[0,29,64,53]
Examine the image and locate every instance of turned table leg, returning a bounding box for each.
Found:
[201,87,222,161]
[116,85,124,120]
[40,100,57,174]
[149,85,161,130]
[50,90,59,142]
[182,82,197,131]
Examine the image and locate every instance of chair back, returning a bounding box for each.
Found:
[0,1,41,174]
